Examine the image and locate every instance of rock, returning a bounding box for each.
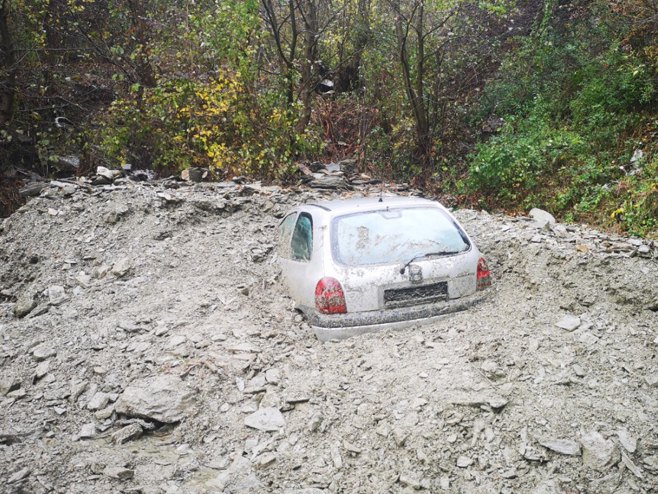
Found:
[115,375,196,424]
[0,376,20,396]
[117,320,142,333]
[32,343,56,361]
[244,407,286,432]
[456,455,473,468]
[8,467,31,484]
[95,405,115,420]
[399,471,423,489]
[256,452,276,467]
[529,208,556,228]
[531,479,561,494]
[87,392,112,411]
[211,456,262,491]
[617,429,637,453]
[621,450,643,479]
[643,455,658,472]
[538,438,581,456]
[343,440,361,454]
[645,374,658,388]
[580,430,620,471]
[309,175,348,190]
[112,423,143,444]
[47,285,68,305]
[34,360,50,380]
[52,155,80,172]
[181,167,207,182]
[555,315,581,332]
[78,423,96,439]
[14,292,36,318]
[103,466,134,480]
[265,368,280,385]
[19,182,47,197]
[111,258,132,278]
[96,166,122,181]
[75,272,91,287]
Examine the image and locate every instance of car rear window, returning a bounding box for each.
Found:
[332,207,469,266]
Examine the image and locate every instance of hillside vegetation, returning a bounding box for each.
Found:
[1,0,657,235]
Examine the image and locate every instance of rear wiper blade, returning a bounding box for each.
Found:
[399,251,457,274]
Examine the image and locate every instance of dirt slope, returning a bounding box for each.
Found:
[1,180,657,494]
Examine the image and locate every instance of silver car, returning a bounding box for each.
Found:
[277,196,491,340]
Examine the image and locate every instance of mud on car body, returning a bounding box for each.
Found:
[277,196,491,341]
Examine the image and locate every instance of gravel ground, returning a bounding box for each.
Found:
[1,179,657,494]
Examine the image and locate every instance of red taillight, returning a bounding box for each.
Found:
[477,257,491,291]
[315,277,347,314]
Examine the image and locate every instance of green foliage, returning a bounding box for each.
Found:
[468,8,658,236]
[608,156,658,238]
[468,102,588,207]
[100,74,321,178]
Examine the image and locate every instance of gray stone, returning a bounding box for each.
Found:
[529,208,556,228]
[14,292,36,318]
[539,438,581,456]
[103,466,134,480]
[531,479,561,494]
[112,423,143,444]
[580,430,620,471]
[309,175,348,190]
[8,467,31,484]
[244,407,286,432]
[621,451,643,479]
[211,456,262,492]
[617,429,637,453]
[645,374,658,388]
[117,320,141,332]
[32,343,56,361]
[115,375,196,423]
[34,360,50,380]
[111,258,132,278]
[78,423,96,439]
[87,392,111,411]
[52,155,80,172]
[456,455,473,468]
[1,375,21,395]
[399,471,423,489]
[47,285,67,305]
[555,315,581,332]
[265,368,280,384]
[96,166,121,181]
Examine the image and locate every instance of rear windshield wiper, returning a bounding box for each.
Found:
[399,251,458,274]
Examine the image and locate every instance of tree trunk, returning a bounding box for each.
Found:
[127,0,156,87]
[394,0,431,165]
[296,0,318,133]
[0,0,16,125]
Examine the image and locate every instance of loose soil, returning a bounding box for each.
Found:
[1,179,657,493]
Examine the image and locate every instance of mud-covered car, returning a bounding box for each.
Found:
[277,196,491,340]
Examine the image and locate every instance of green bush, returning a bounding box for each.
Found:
[99,75,322,179]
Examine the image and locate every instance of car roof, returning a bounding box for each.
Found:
[303,195,439,215]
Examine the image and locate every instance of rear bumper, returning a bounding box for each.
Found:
[307,294,484,341]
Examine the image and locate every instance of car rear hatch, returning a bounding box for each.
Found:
[329,206,478,313]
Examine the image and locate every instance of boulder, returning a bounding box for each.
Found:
[115,375,196,424]
[244,407,286,432]
[14,292,36,318]
[580,430,620,471]
[529,208,556,228]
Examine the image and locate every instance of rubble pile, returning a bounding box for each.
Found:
[0,177,657,493]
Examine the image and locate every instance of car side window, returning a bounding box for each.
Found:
[278,213,297,259]
[291,213,313,261]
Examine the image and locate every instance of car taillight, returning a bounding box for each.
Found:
[477,257,491,291]
[315,277,347,314]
